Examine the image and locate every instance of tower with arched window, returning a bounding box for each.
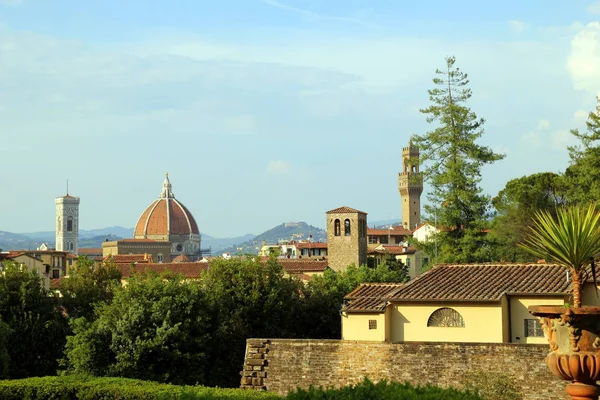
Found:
[55,192,80,254]
[326,206,367,272]
[398,142,423,230]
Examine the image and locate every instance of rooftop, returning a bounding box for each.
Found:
[390,263,572,302]
[326,206,367,215]
[343,282,405,312]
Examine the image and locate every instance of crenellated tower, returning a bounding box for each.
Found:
[398,143,423,231]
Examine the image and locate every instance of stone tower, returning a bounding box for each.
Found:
[55,192,80,253]
[398,143,423,231]
[326,206,367,272]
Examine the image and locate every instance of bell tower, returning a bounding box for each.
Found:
[398,142,423,230]
[55,189,80,254]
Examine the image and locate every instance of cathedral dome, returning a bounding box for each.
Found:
[134,174,200,238]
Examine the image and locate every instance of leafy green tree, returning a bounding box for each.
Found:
[58,256,122,320]
[519,203,600,308]
[62,273,213,385]
[201,256,303,387]
[0,262,68,378]
[565,97,600,204]
[299,262,408,340]
[411,56,504,263]
[488,172,566,262]
[0,319,10,379]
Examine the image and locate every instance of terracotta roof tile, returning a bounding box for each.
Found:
[326,206,367,214]
[367,226,412,236]
[135,198,200,237]
[276,259,329,273]
[78,248,102,255]
[119,262,209,279]
[104,254,153,264]
[368,245,417,255]
[390,264,571,302]
[343,283,405,312]
[173,254,191,263]
[295,242,328,249]
[50,278,63,289]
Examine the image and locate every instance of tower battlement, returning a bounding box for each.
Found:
[398,143,423,230]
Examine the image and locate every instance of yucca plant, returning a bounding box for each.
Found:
[519,203,600,308]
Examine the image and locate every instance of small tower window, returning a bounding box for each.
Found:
[344,219,351,236]
[334,219,341,236]
[67,217,73,232]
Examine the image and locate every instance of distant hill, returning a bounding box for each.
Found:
[21,226,134,241]
[1,226,254,255]
[203,233,256,254]
[79,234,123,249]
[369,218,401,228]
[0,231,45,251]
[220,222,326,255]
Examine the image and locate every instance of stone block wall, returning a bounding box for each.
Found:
[240,339,567,400]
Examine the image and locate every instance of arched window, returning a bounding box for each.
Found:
[427,308,465,327]
[344,219,351,236]
[334,219,341,236]
[157,253,164,263]
[67,217,73,232]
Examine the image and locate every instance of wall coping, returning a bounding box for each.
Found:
[246,338,549,348]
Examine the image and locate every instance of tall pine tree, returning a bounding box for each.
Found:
[412,56,504,263]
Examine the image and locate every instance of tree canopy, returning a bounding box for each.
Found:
[564,97,600,205]
[488,172,566,262]
[0,262,68,379]
[411,56,504,263]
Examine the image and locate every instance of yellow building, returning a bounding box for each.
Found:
[367,244,422,279]
[0,251,51,290]
[341,263,591,344]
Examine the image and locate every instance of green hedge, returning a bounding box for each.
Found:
[0,376,482,400]
[286,379,482,400]
[0,375,281,400]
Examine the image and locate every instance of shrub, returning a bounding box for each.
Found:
[461,371,522,400]
[0,375,281,400]
[286,378,482,400]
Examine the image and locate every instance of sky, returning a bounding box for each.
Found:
[1,0,600,238]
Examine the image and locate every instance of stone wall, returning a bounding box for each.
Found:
[240,339,567,400]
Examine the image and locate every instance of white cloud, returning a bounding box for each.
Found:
[0,0,23,6]
[588,0,600,15]
[508,20,526,35]
[266,160,292,175]
[521,119,551,148]
[574,109,589,123]
[567,22,600,92]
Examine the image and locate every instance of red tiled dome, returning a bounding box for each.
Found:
[134,174,199,238]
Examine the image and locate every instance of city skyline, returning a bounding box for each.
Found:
[1,0,599,237]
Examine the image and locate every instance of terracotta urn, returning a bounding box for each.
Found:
[529,305,600,400]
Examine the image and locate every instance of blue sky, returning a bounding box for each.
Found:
[1,0,600,238]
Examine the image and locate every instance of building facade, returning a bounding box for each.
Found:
[326,206,367,272]
[102,239,173,263]
[397,143,423,231]
[341,263,586,345]
[55,194,80,254]
[134,174,202,260]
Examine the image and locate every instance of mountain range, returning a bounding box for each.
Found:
[0,226,256,254]
[1,217,401,255]
[219,222,326,255]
